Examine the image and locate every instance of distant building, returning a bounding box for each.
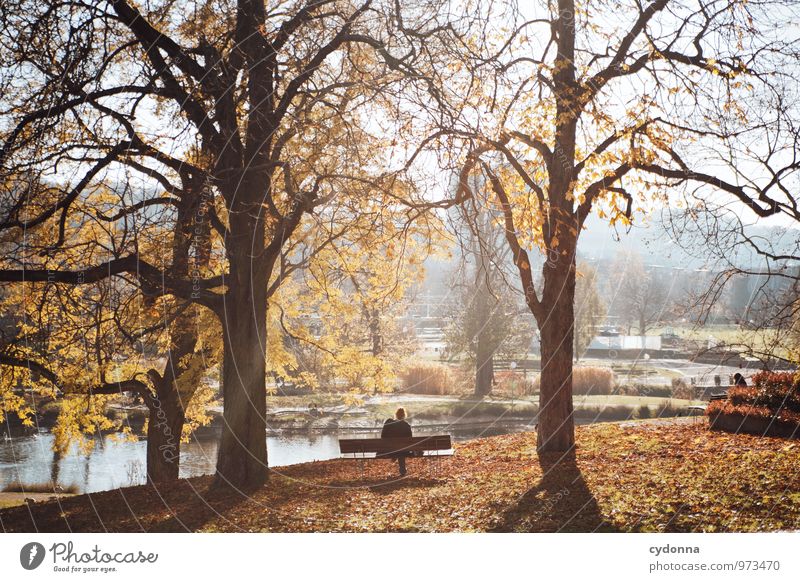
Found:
[587,335,662,352]
[418,338,447,358]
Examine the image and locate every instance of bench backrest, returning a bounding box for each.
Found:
[339,435,452,455]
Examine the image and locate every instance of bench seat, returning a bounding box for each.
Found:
[338,435,453,458]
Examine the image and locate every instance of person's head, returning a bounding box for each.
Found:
[733,372,743,382]
[395,407,406,420]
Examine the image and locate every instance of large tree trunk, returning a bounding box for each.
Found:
[145,386,185,483]
[214,180,270,489]
[536,236,577,453]
[532,0,579,453]
[472,233,494,397]
[215,289,269,488]
[475,335,494,397]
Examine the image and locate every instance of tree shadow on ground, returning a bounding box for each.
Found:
[326,476,444,494]
[143,480,258,532]
[489,451,617,532]
[0,477,248,533]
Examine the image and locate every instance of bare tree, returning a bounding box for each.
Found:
[443,175,535,397]
[574,262,606,360]
[607,250,670,338]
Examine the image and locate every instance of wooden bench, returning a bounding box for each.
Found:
[685,394,728,424]
[685,405,707,423]
[339,435,453,474]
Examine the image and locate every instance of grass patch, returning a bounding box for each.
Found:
[574,394,701,407]
[447,401,536,419]
[266,393,351,409]
[2,481,79,494]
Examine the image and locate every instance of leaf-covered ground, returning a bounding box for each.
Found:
[2,420,799,532]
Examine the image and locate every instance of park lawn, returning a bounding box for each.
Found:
[652,324,786,358]
[573,394,703,408]
[1,421,799,533]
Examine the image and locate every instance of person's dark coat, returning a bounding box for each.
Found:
[381,418,412,439]
[379,418,412,460]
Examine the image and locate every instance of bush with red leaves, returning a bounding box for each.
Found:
[707,398,800,425]
[708,370,800,428]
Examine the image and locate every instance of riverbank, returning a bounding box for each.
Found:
[2,419,798,532]
[4,392,704,438]
[0,492,76,510]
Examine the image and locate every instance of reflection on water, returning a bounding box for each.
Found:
[0,421,536,494]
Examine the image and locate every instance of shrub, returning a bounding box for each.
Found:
[648,385,673,398]
[728,374,800,413]
[401,364,453,395]
[573,367,615,395]
[615,384,634,396]
[616,383,672,398]
[707,370,800,430]
[654,402,683,418]
[751,371,800,392]
[727,386,798,412]
[635,384,672,398]
[671,378,695,400]
[532,367,614,395]
[449,366,476,395]
[574,405,633,421]
[450,401,519,418]
[494,370,536,397]
[707,398,800,426]
[637,404,652,419]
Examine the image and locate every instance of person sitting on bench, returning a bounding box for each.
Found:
[381,407,412,476]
